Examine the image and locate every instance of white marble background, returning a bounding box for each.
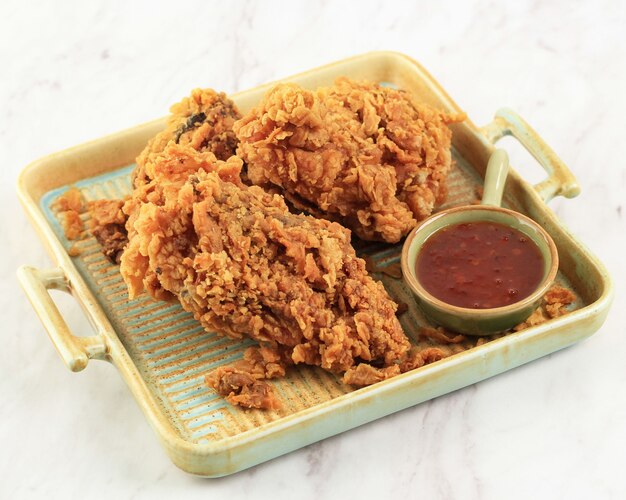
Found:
[1,0,625,498]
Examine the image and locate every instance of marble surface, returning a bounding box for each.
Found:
[1,1,625,498]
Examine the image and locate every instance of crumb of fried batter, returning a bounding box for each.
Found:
[206,367,280,410]
[420,347,449,364]
[399,350,425,372]
[419,326,467,344]
[234,77,465,243]
[60,210,83,240]
[343,363,401,387]
[206,346,287,410]
[513,284,576,331]
[399,347,449,372]
[87,199,129,264]
[225,346,289,381]
[343,344,454,387]
[53,187,83,213]
[68,244,81,257]
[395,302,409,316]
[544,285,576,318]
[89,199,127,226]
[513,308,548,332]
[53,188,84,241]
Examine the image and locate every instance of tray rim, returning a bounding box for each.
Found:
[16,50,614,475]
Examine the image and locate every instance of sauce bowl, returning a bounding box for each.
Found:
[401,149,559,335]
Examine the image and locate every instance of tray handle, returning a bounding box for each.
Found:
[480,108,580,203]
[17,266,108,372]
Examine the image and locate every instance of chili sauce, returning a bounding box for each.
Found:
[416,221,544,309]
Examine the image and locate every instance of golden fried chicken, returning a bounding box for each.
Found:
[119,145,411,408]
[121,144,236,301]
[133,88,241,188]
[122,89,242,300]
[234,77,464,243]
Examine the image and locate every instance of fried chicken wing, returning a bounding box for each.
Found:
[120,145,411,408]
[234,77,464,243]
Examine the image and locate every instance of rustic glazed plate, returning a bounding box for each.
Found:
[17,52,613,477]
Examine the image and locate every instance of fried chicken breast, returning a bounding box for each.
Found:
[234,77,464,243]
[122,89,242,300]
[119,145,411,408]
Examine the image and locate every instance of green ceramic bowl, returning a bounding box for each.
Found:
[401,150,559,335]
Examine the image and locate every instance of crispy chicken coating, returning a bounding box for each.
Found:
[133,88,241,189]
[234,77,464,243]
[120,145,411,408]
[122,89,242,300]
[121,144,237,301]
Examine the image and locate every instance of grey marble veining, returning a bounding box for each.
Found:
[1,1,624,499]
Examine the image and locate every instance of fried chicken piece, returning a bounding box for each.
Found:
[234,77,464,243]
[120,146,411,408]
[121,143,238,301]
[181,167,409,372]
[87,199,128,264]
[133,88,241,189]
[121,89,241,299]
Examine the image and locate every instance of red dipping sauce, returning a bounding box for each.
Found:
[416,221,544,309]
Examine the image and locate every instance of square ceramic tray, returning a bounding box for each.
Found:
[17,52,613,477]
